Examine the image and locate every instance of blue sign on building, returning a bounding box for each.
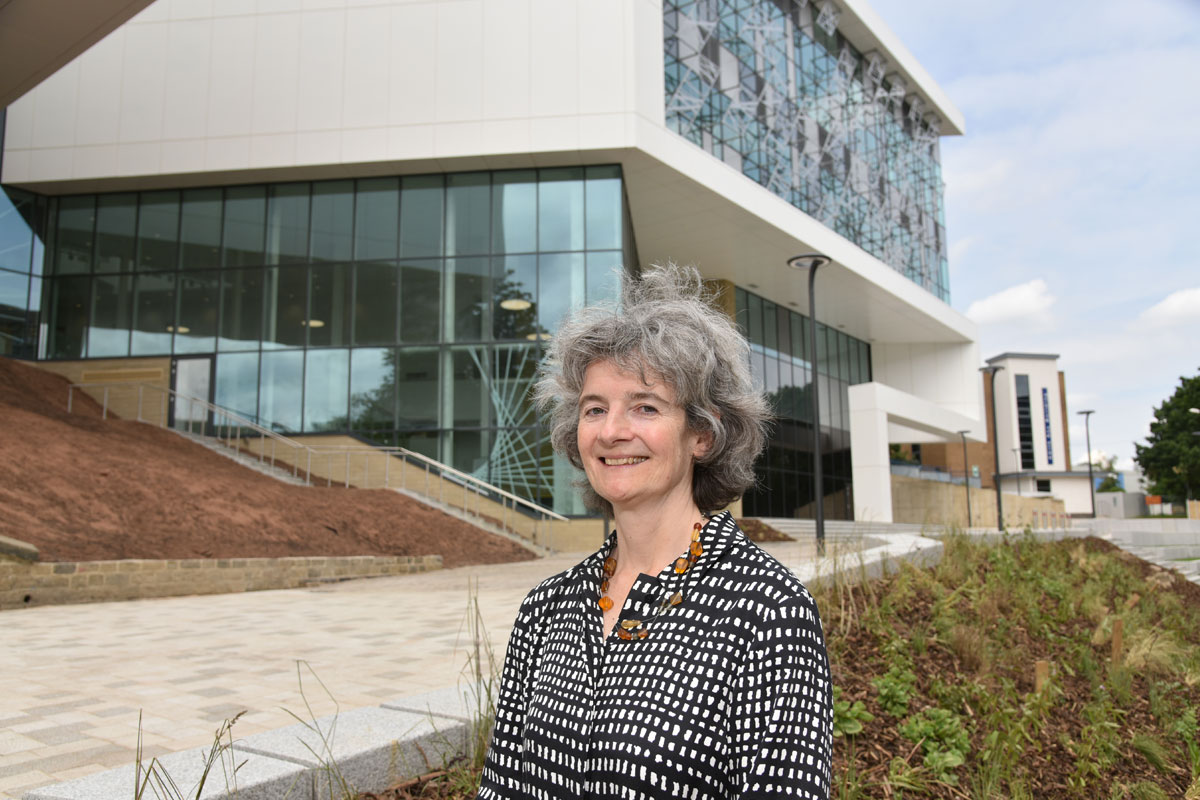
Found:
[1042,388,1053,465]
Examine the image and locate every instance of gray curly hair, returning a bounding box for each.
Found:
[534,263,769,516]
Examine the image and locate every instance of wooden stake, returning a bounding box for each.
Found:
[1112,617,1124,664]
[1035,660,1049,692]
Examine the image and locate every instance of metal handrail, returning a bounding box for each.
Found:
[66,380,565,547]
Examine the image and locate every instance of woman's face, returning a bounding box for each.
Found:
[577,360,707,515]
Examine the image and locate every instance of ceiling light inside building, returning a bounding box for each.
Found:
[500,298,532,311]
[302,319,325,328]
[166,325,190,334]
[525,332,551,341]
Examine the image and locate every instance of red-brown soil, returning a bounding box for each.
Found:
[0,356,534,568]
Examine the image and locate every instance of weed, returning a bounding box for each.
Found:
[1131,732,1173,774]
[134,710,247,800]
[832,686,875,738]
[948,623,990,675]
[899,707,969,784]
[872,665,917,718]
[1130,781,1170,800]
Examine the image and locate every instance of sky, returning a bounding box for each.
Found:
[868,0,1200,470]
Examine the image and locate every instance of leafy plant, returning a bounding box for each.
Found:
[1131,732,1173,774]
[832,685,875,738]
[872,666,917,718]
[899,707,969,784]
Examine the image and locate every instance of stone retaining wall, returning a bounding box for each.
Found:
[0,553,442,610]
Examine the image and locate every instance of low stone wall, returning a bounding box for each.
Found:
[891,474,1069,530]
[0,553,442,610]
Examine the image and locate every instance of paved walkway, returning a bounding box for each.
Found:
[2,539,826,799]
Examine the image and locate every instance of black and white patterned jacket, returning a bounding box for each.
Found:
[478,511,832,799]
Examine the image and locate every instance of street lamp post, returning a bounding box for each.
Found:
[980,365,1004,530]
[958,430,972,529]
[1078,409,1096,519]
[788,253,832,557]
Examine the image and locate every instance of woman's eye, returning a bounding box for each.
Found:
[583,406,605,417]
[636,405,658,415]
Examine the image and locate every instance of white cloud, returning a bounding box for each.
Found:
[965,279,1055,326]
[1139,287,1200,327]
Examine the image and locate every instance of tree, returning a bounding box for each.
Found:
[1134,372,1200,502]
[1094,455,1122,493]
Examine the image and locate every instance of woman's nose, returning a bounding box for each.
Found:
[598,410,631,442]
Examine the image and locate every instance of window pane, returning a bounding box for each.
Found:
[0,188,36,273]
[354,177,399,260]
[399,259,441,342]
[446,172,490,256]
[538,251,584,335]
[137,191,180,271]
[215,351,259,421]
[87,273,132,357]
[260,349,303,433]
[350,347,396,430]
[303,348,349,432]
[131,272,177,355]
[585,166,622,250]
[492,343,539,428]
[310,181,353,262]
[54,196,96,275]
[450,429,488,475]
[492,170,536,253]
[175,270,219,353]
[94,194,137,273]
[222,186,266,267]
[397,430,439,461]
[400,175,444,258]
[762,300,778,352]
[354,262,398,345]
[263,266,306,348]
[179,188,223,270]
[538,168,584,251]
[451,347,485,427]
[493,254,537,341]
[396,347,439,428]
[47,276,89,358]
[0,270,30,357]
[307,264,350,346]
[267,183,309,265]
[219,268,263,351]
[447,257,489,342]
[586,252,622,305]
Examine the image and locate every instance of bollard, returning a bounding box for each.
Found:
[1112,618,1124,665]
[1034,660,1049,692]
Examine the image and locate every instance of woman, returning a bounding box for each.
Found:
[478,265,832,799]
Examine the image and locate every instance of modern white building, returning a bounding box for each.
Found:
[0,0,985,523]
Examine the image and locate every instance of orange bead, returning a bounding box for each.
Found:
[674,557,689,574]
[637,628,648,639]
[598,596,613,611]
[603,557,617,576]
[600,578,609,593]
[690,541,703,556]
[693,521,703,530]
[617,628,632,640]
[669,592,683,606]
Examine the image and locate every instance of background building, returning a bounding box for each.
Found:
[1,0,984,522]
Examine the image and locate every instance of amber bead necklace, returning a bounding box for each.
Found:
[599,519,705,640]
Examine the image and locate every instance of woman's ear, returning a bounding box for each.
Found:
[692,416,718,459]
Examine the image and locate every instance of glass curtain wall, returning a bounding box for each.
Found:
[0,187,45,357]
[664,0,950,301]
[38,166,635,514]
[736,287,871,520]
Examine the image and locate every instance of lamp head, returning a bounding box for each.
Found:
[787,253,831,271]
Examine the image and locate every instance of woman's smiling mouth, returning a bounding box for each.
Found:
[601,456,648,466]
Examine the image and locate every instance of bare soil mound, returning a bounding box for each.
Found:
[0,357,534,567]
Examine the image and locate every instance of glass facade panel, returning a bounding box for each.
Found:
[396,348,439,429]
[354,178,399,260]
[263,266,307,348]
[179,189,223,270]
[585,166,623,250]
[354,262,398,346]
[493,254,538,341]
[538,168,584,252]
[136,191,180,271]
[260,349,302,433]
[492,170,536,254]
[450,347,486,428]
[400,175,444,258]
[349,347,395,431]
[307,264,350,347]
[219,268,263,351]
[95,194,137,273]
[446,173,490,256]
[87,273,132,357]
[310,181,353,262]
[54,196,95,275]
[586,251,623,305]
[398,260,440,343]
[0,189,36,273]
[267,183,310,265]
[222,186,266,267]
[215,351,259,421]
[175,270,219,353]
[131,272,176,355]
[448,257,490,342]
[0,269,31,357]
[48,275,89,358]
[303,347,349,431]
[538,252,585,335]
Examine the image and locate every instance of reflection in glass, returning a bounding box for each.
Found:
[451,348,485,427]
[349,347,395,430]
[354,178,399,260]
[450,429,488,475]
[400,175,444,258]
[0,188,36,273]
[538,252,584,335]
[223,186,266,267]
[267,183,309,265]
[0,269,31,357]
[398,260,440,342]
[310,181,353,262]
[447,257,489,342]
[175,270,219,353]
[397,430,439,461]
[354,262,398,345]
[179,188,222,269]
[585,166,622,250]
[260,349,302,433]
[303,348,349,432]
[87,273,132,357]
[131,272,177,355]
[307,264,349,346]
[493,254,537,340]
[137,191,180,271]
[219,269,263,351]
[395,348,438,428]
[586,251,622,305]
[492,170,536,254]
[263,266,306,348]
[94,194,137,273]
[446,173,489,256]
[54,196,95,275]
[215,351,259,421]
[538,168,584,251]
